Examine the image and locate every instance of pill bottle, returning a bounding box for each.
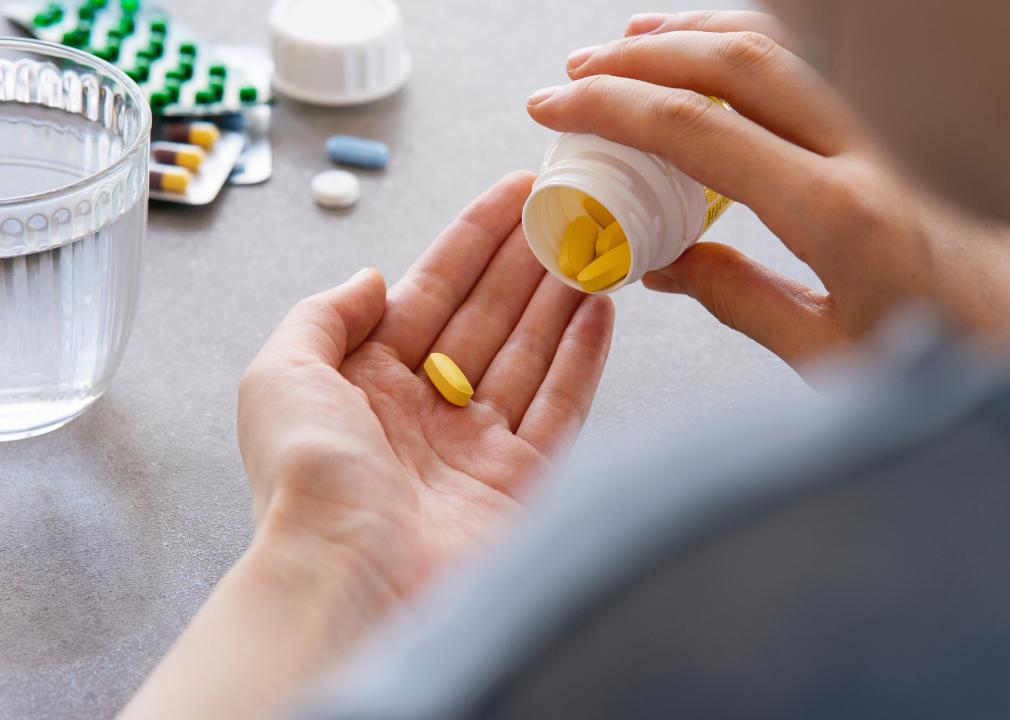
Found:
[522,133,733,293]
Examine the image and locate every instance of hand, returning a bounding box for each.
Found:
[123,174,613,720]
[238,171,614,600]
[527,11,1010,371]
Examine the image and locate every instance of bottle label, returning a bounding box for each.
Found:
[702,187,733,233]
[699,96,735,235]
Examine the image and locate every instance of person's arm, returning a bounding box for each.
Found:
[529,11,1010,372]
[120,529,395,719]
[121,172,614,718]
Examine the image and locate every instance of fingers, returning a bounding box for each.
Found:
[423,224,546,385]
[370,171,536,369]
[256,268,387,369]
[567,31,860,157]
[642,242,847,366]
[625,11,794,50]
[474,275,587,430]
[517,295,614,458]
[528,76,822,241]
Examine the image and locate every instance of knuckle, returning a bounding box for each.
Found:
[656,89,715,134]
[720,31,778,71]
[612,34,648,69]
[821,171,890,237]
[677,9,721,32]
[575,73,611,104]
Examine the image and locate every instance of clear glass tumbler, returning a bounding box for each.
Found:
[0,39,151,441]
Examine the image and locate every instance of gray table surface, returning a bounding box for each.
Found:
[1,0,814,717]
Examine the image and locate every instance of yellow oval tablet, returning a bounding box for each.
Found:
[424,353,474,407]
[582,195,615,228]
[595,222,627,256]
[577,242,631,293]
[558,215,598,279]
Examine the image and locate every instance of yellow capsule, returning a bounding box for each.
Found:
[149,164,191,194]
[165,121,220,150]
[595,222,627,256]
[424,353,474,407]
[581,195,615,228]
[558,215,598,279]
[577,241,631,293]
[152,142,206,172]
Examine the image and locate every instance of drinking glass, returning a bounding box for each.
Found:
[0,38,151,441]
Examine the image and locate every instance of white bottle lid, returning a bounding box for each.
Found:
[269,0,412,106]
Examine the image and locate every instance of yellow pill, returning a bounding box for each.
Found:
[558,215,598,279]
[582,195,615,228]
[595,222,627,256]
[152,142,206,172]
[149,164,191,194]
[165,121,220,150]
[424,353,474,407]
[577,242,631,293]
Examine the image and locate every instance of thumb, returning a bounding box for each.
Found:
[262,268,387,369]
[643,243,846,366]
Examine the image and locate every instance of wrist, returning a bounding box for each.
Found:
[250,511,403,633]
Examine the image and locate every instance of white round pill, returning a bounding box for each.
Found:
[311,169,360,208]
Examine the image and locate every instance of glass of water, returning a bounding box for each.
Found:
[0,38,151,441]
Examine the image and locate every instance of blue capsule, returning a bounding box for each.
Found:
[325,134,389,170]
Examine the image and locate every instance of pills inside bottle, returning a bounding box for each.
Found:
[522,132,733,294]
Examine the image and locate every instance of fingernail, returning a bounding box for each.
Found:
[626,13,668,36]
[527,85,562,108]
[348,267,373,283]
[566,45,600,72]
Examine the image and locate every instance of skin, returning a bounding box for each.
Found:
[122,173,614,719]
[124,5,1010,718]
[529,10,1010,371]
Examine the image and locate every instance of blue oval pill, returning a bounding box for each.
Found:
[325,134,389,170]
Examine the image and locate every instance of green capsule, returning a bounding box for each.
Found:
[135,48,155,64]
[178,41,197,57]
[150,17,167,33]
[95,44,119,62]
[78,5,96,20]
[149,90,170,111]
[118,15,134,34]
[177,59,194,80]
[195,88,215,104]
[106,27,124,41]
[164,69,184,83]
[89,0,108,7]
[38,6,63,25]
[209,80,225,101]
[120,0,139,14]
[239,85,258,103]
[208,63,227,79]
[62,28,88,47]
[164,79,180,101]
[147,38,164,57]
[130,63,149,82]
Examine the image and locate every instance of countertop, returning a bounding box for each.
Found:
[0,0,814,716]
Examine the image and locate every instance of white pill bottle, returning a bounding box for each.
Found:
[522,133,732,293]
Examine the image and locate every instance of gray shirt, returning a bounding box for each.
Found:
[298,317,1010,720]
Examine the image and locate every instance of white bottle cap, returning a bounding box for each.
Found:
[269,0,411,106]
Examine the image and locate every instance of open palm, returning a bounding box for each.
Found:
[237,172,614,598]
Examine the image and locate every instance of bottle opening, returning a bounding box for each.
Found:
[523,183,633,294]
